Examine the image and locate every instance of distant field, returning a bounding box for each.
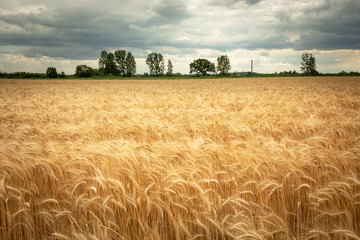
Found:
[1,77,359,239]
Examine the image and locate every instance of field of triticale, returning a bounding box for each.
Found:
[0,77,359,239]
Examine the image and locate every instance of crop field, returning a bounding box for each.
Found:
[0,77,359,239]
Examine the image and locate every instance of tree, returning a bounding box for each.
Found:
[167,60,173,75]
[103,50,137,77]
[98,51,118,75]
[98,50,108,70]
[217,55,231,75]
[125,52,136,77]
[114,50,127,76]
[59,71,66,78]
[46,67,58,78]
[105,52,118,75]
[190,59,216,75]
[75,65,96,77]
[146,52,165,76]
[301,51,318,75]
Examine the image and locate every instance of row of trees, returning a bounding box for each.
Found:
[189,55,231,75]
[72,52,232,78]
[49,51,318,78]
[98,50,136,76]
[188,52,319,76]
[72,50,321,78]
[74,50,174,78]
[46,67,66,78]
[1,49,356,79]
[146,52,173,76]
[0,51,327,78]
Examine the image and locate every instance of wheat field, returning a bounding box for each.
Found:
[0,77,359,239]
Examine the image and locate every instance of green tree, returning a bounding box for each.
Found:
[301,51,318,75]
[59,71,66,78]
[114,50,127,76]
[125,52,136,77]
[106,52,118,75]
[75,65,96,77]
[98,51,118,75]
[98,50,108,70]
[217,55,231,75]
[146,52,165,76]
[190,59,216,75]
[46,67,58,78]
[167,60,173,75]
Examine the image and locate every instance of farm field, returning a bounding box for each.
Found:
[0,77,359,239]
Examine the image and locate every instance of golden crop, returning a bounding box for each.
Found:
[0,77,359,239]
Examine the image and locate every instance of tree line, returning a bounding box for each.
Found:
[1,50,359,79]
[72,50,325,78]
[74,50,175,78]
[73,50,234,78]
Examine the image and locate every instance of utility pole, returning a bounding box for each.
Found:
[251,60,253,73]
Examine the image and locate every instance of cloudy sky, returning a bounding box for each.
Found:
[0,0,359,74]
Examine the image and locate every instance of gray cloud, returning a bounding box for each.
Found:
[19,46,101,60]
[208,0,262,7]
[0,0,359,74]
[0,0,194,60]
[148,1,191,25]
[273,0,360,50]
[0,4,150,58]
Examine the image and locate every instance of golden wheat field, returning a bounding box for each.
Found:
[0,77,359,240]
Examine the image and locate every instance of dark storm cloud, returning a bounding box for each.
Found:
[147,1,191,25]
[273,0,360,50]
[0,0,360,63]
[0,5,150,59]
[294,31,360,51]
[19,46,100,60]
[0,0,193,59]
